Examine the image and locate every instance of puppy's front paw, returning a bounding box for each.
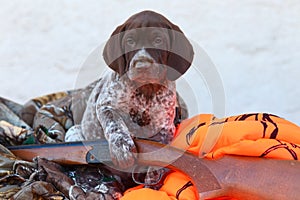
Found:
[109,133,137,169]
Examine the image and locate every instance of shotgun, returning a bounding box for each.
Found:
[8,139,220,194]
[8,139,300,200]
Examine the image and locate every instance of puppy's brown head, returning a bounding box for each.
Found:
[103,10,194,82]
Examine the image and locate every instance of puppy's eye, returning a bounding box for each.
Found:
[126,37,136,47]
[153,36,163,46]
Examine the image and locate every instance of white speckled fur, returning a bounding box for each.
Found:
[79,61,177,168]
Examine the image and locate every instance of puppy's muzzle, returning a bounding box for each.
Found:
[133,57,154,69]
[130,49,155,69]
[128,49,166,83]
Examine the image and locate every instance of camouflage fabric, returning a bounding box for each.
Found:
[0,94,129,199]
[0,142,126,199]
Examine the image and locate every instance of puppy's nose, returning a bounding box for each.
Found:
[134,57,154,69]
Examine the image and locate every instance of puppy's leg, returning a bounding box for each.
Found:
[97,105,137,169]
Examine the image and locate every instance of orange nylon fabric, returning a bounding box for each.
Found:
[121,113,300,200]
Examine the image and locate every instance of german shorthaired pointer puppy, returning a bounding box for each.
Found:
[30,10,194,169]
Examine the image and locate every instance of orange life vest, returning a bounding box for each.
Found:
[121,113,300,200]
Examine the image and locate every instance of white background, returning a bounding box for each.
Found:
[1,0,299,124]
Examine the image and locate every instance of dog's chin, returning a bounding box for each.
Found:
[130,75,161,85]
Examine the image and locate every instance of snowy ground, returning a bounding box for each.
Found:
[0,0,300,124]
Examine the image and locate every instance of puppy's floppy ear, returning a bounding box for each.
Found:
[167,24,194,81]
[103,24,126,75]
